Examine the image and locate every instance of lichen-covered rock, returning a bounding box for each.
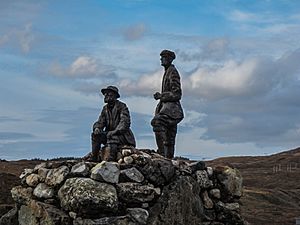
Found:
[122,149,132,157]
[37,168,50,182]
[19,169,33,179]
[138,158,175,186]
[45,165,69,187]
[215,201,245,225]
[11,186,33,205]
[215,166,243,199]
[58,177,118,215]
[71,162,90,176]
[26,174,40,187]
[33,183,54,199]
[90,161,120,184]
[172,160,192,174]
[195,170,213,188]
[117,183,160,203]
[206,167,214,177]
[123,156,134,164]
[120,167,144,183]
[18,200,70,225]
[127,208,149,225]
[189,161,206,172]
[33,162,47,172]
[210,188,221,199]
[73,216,136,225]
[148,176,204,225]
[225,203,240,211]
[202,191,214,209]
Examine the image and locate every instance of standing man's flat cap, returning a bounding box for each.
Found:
[160,49,176,60]
[101,85,120,98]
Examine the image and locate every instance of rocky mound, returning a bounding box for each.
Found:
[0,149,247,225]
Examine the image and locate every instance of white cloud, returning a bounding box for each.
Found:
[19,23,34,53]
[0,23,35,53]
[0,34,9,45]
[229,10,257,22]
[119,69,163,96]
[180,110,206,127]
[48,56,117,79]
[70,56,98,75]
[186,59,259,100]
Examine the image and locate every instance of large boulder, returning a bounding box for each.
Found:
[90,161,120,184]
[33,183,54,199]
[215,166,243,200]
[58,177,118,215]
[127,208,149,225]
[71,162,90,177]
[45,166,69,187]
[117,183,160,204]
[138,158,175,186]
[11,186,33,205]
[119,167,144,183]
[148,176,204,225]
[18,200,70,225]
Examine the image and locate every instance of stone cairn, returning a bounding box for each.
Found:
[0,149,247,225]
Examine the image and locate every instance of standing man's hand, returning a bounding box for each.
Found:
[154,92,161,100]
[94,128,101,135]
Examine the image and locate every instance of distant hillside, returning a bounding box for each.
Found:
[206,147,300,225]
[1,148,300,224]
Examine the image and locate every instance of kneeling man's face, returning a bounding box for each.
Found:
[104,91,117,104]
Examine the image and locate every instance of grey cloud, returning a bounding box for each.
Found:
[122,23,147,41]
[189,48,300,147]
[177,38,231,62]
[72,76,119,95]
[0,132,35,140]
[0,116,23,123]
[36,107,98,126]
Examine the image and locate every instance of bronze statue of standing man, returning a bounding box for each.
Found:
[151,50,184,159]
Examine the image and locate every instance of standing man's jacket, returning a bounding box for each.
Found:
[93,100,136,147]
[155,64,184,120]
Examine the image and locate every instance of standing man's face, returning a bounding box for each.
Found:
[160,56,172,67]
[104,91,117,104]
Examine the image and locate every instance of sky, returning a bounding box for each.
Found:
[1,0,300,160]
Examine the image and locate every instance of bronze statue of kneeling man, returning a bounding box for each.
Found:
[89,85,136,162]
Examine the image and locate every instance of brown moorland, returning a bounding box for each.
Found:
[206,147,300,225]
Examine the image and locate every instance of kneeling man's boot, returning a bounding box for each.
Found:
[107,144,118,162]
[91,145,100,162]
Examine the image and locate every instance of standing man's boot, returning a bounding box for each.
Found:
[165,144,175,159]
[155,132,165,156]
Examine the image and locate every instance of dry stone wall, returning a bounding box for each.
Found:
[0,149,248,225]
